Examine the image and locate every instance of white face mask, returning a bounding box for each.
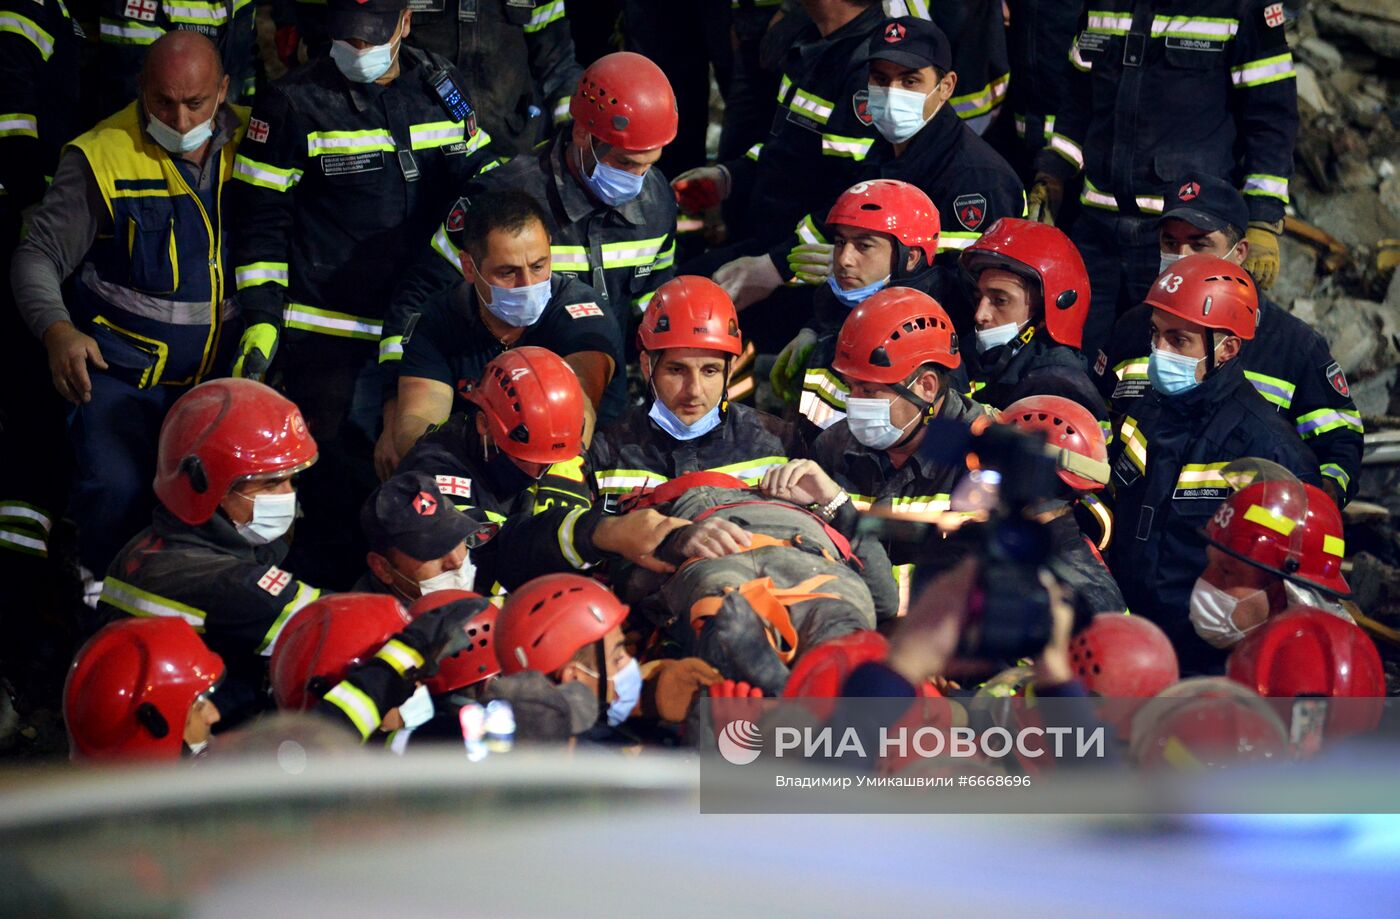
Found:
[398,684,436,731]
[186,739,210,756]
[846,395,918,450]
[1158,250,1187,275]
[1188,577,1266,649]
[233,490,297,546]
[975,320,1023,353]
[146,111,216,154]
[417,559,476,595]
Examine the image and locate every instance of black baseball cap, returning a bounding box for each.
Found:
[864,17,954,74]
[328,0,407,44]
[361,471,495,561]
[1159,174,1250,236]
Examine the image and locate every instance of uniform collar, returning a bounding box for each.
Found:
[339,50,411,112]
[883,102,962,166]
[152,505,282,562]
[1158,357,1246,414]
[548,127,648,227]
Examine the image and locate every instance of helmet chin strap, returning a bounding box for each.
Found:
[887,377,939,449]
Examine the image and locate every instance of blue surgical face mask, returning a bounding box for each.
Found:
[826,272,889,308]
[1158,250,1186,275]
[470,256,552,327]
[1147,343,1206,396]
[649,398,722,441]
[331,34,399,83]
[146,111,214,154]
[233,489,297,546]
[607,657,642,727]
[580,136,647,206]
[398,684,436,731]
[975,320,1023,353]
[866,85,935,144]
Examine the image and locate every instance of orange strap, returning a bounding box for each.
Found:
[689,574,841,664]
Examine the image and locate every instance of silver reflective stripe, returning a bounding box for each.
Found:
[79,263,213,326]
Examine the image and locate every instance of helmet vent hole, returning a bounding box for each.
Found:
[859,203,882,211]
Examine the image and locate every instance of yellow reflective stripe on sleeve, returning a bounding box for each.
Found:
[802,367,848,410]
[234,261,289,290]
[522,0,565,32]
[653,240,676,271]
[558,506,589,569]
[258,582,320,655]
[820,134,874,159]
[0,13,55,58]
[709,455,789,485]
[1048,132,1083,170]
[283,303,384,340]
[1320,463,1350,493]
[799,390,845,430]
[1231,53,1295,88]
[432,223,463,269]
[950,72,1008,119]
[789,89,834,124]
[306,130,395,156]
[1242,173,1289,201]
[794,213,828,246]
[1119,415,1147,472]
[1079,493,1113,551]
[1295,407,1363,439]
[232,155,303,192]
[1243,370,1295,409]
[1243,503,1297,537]
[745,143,763,162]
[594,469,668,494]
[1323,534,1345,558]
[323,681,381,741]
[100,578,206,629]
[98,16,162,45]
[378,336,404,363]
[375,638,425,676]
[551,245,590,272]
[1081,177,1161,213]
[552,96,571,123]
[0,113,39,138]
[776,75,792,104]
[0,501,52,533]
[0,526,47,557]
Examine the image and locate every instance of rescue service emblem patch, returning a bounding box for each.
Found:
[445,197,468,232]
[1177,181,1200,201]
[1264,3,1285,28]
[257,566,292,597]
[852,89,873,127]
[954,193,987,231]
[413,491,439,515]
[124,0,158,21]
[247,118,270,143]
[883,22,906,42]
[1326,361,1349,397]
[566,302,604,319]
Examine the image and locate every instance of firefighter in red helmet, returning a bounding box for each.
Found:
[96,378,322,728]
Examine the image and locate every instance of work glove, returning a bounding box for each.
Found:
[1025,173,1064,226]
[787,242,834,285]
[671,165,732,213]
[396,594,493,678]
[1244,220,1282,290]
[770,328,817,404]
[274,25,300,68]
[640,658,723,723]
[232,322,278,381]
[713,253,783,310]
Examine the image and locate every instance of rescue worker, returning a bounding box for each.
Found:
[390,50,679,368]
[0,0,81,573]
[358,471,499,600]
[229,0,496,585]
[1096,174,1362,507]
[392,189,625,457]
[912,0,1010,135]
[1192,478,1352,655]
[493,572,641,733]
[1104,255,1320,675]
[98,0,258,112]
[763,286,990,612]
[64,617,224,761]
[771,180,962,435]
[704,15,1023,314]
[999,0,1082,178]
[97,378,323,728]
[1001,394,1123,616]
[270,591,491,745]
[12,32,247,592]
[959,217,1105,417]
[396,346,696,592]
[674,0,885,313]
[589,276,804,500]
[1028,0,1298,358]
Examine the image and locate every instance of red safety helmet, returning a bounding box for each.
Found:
[1204,480,1349,596]
[961,217,1091,349]
[408,590,500,695]
[1227,607,1384,699]
[465,346,585,466]
[637,276,742,357]
[270,593,412,711]
[825,179,941,267]
[831,287,961,384]
[1070,614,1179,697]
[783,630,939,720]
[154,378,318,525]
[1129,677,1289,769]
[495,573,629,675]
[570,52,678,151]
[64,618,224,761]
[1002,394,1109,492]
[1144,253,1258,339]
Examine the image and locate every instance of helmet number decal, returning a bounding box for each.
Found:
[1157,273,1184,294]
[1212,504,1235,530]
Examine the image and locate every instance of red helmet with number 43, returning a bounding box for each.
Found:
[1144,254,1258,339]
